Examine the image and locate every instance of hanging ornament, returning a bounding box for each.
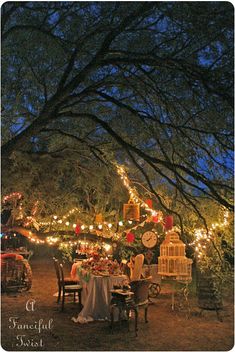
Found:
[123,199,140,221]
[152,215,159,223]
[126,232,135,243]
[75,224,81,235]
[95,213,103,223]
[164,215,173,230]
[145,199,153,208]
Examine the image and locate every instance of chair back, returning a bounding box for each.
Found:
[130,277,152,304]
[132,254,145,281]
[59,263,65,287]
[53,257,61,283]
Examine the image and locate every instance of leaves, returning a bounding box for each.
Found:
[1,2,233,226]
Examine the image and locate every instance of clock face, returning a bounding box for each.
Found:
[141,231,157,248]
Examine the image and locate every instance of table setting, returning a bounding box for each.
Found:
[71,254,130,324]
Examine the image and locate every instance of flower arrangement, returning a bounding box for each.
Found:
[77,254,121,281]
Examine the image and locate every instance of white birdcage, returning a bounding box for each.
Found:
[158,231,192,281]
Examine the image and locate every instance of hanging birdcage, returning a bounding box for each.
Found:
[158,231,192,281]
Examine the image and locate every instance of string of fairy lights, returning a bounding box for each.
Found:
[116,165,163,220]
[2,165,231,255]
[189,209,230,259]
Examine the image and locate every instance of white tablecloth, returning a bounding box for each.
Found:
[72,274,127,324]
[71,263,128,324]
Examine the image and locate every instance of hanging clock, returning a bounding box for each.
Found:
[141,231,157,248]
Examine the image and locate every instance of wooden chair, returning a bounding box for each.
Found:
[53,257,78,303]
[59,263,82,311]
[110,277,151,336]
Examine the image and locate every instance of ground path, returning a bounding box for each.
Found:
[1,256,234,351]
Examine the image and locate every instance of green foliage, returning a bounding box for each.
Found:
[1,2,233,227]
[59,243,73,263]
[197,222,233,295]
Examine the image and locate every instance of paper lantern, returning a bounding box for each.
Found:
[75,224,81,235]
[126,232,135,243]
[123,199,140,221]
[164,215,173,230]
[95,213,103,223]
[145,199,153,208]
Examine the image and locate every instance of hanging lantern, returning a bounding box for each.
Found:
[75,224,81,235]
[152,215,159,223]
[126,232,135,243]
[95,213,103,223]
[123,199,140,221]
[145,199,153,208]
[164,215,173,230]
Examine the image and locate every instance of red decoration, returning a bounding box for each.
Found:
[75,224,81,235]
[152,215,159,223]
[164,215,173,230]
[145,199,153,208]
[126,232,135,243]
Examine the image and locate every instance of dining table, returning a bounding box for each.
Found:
[71,262,128,324]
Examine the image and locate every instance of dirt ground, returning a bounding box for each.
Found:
[1,256,234,351]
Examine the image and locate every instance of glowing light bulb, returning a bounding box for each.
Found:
[98,224,103,230]
[118,221,123,226]
[53,215,58,220]
[103,244,111,252]
[65,221,70,226]
[108,223,112,228]
[89,225,94,231]
[81,225,85,230]
[73,224,76,228]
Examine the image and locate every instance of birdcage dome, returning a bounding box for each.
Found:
[158,231,192,281]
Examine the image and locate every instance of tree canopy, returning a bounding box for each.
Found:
[1,2,234,229]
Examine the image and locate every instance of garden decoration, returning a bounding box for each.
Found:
[1,254,32,292]
[123,199,140,221]
[158,231,192,314]
[158,231,192,280]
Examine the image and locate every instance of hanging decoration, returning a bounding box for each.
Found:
[123,199,140,221]
[145,199,153,208]
[75,224,81,235]
[152,215,159,223]
[95,214,103,223]
[116,165,163,221]
[158,230,192,281]
[164,215,173,230]
[126,232,135,243]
